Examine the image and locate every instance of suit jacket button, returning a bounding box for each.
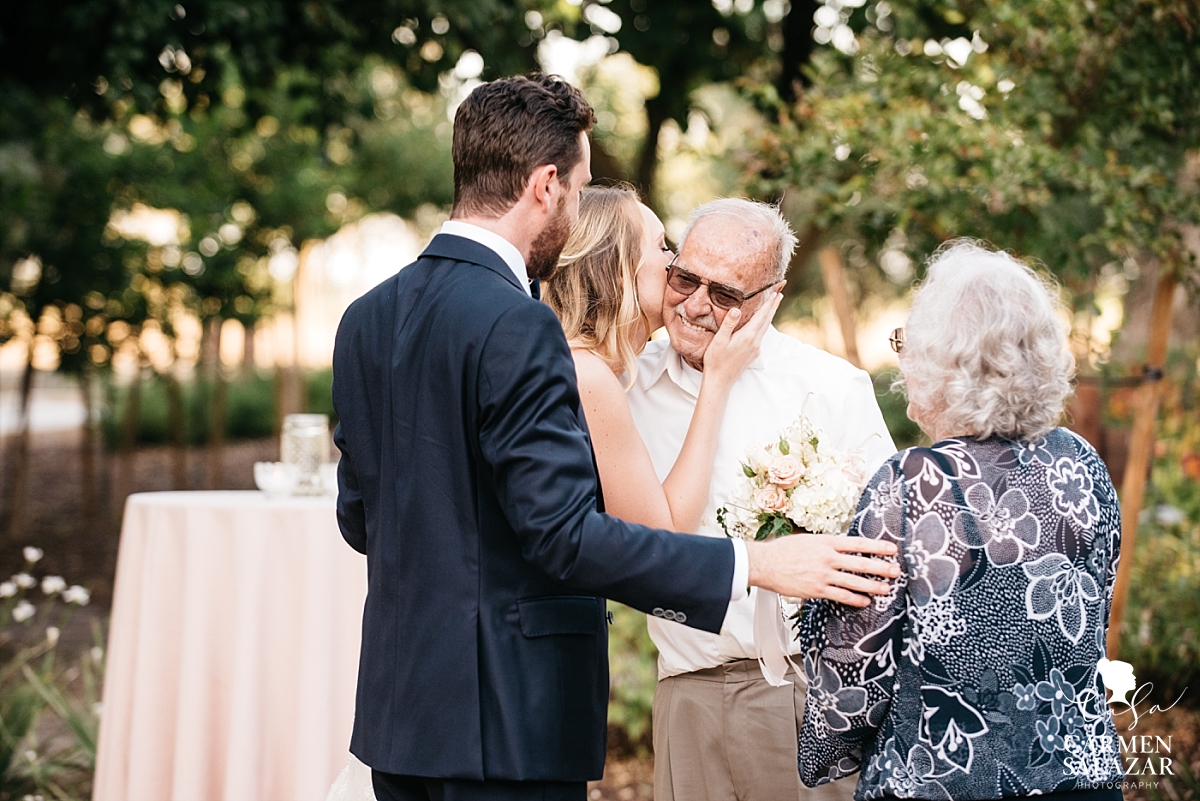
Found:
[664,610,677,621]
[675,612,687,623]
[652,607,665,617]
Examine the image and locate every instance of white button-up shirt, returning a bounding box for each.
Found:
[626,326,897,679]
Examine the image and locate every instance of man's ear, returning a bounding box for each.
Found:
[527,164,560,212]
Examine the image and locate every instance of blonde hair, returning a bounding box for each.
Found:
[543,185,647,388]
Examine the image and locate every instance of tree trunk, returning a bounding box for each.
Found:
[818,246,862,367]
[1106,264,1178,659]
[779,0,819,101]
[779,220,824,303]
[3,344,35,544]
[588,137,629,186]
[165,372,187,490]
[241,319,256,376]
[78,361,98,535]
[204,317,226,490]
[115,365,143,528]
[635,93,671,212]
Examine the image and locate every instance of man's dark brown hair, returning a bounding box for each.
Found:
[451,73,595,219]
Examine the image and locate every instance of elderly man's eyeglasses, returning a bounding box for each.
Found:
[665,261,780,311]
[889,327,905,353]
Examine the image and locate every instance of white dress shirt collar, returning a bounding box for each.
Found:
[643,327,779,399]
[439,220,531,297]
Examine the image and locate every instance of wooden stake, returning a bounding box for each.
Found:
[818,246,861,368]
[1107,264,1178,659]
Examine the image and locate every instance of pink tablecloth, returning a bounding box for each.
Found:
[94,491,366,801]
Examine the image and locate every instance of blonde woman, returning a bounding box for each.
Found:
[543,186,781,532]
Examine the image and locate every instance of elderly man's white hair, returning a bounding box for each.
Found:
[898,240,1075,441]
[678,198,798,280]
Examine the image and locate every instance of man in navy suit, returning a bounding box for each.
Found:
[332,74,899,801]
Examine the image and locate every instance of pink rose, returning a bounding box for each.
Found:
[754,484,790,512]
[767,455,803,489]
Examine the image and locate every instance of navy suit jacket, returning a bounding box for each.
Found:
[332,234,735,781]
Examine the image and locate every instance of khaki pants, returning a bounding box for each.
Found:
[652,660,859,801]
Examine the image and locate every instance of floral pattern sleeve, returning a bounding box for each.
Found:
[798,457,908,787]
[797,431,1126,800]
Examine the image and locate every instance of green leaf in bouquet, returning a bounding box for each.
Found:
[742,463,756,478]
[755,514,793,541]
[778,437,790,456]
[716,506,732,537]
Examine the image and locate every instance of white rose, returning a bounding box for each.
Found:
[41,576,66,595]
[13,573,36,589]
[0,581,16,598]
[23,547,44,564]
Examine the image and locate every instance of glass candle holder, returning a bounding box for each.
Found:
[281,414,330,496]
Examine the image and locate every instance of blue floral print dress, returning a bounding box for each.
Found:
[798,428,1125,799]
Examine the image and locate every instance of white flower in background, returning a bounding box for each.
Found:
[1154,505,1186,527]
[41,575,66,595]
[45,626,60,646]
[63,585,90,606]
[0,581,16,598]
[22,547,44,564]
[13,600,35,622]
[13,573,36,589]
[90,646,105,664]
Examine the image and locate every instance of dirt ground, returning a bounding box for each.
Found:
[0,428,277,607]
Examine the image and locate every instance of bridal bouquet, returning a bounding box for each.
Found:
[717,413,868,541]
[717,412,871,687]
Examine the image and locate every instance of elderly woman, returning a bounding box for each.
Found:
[798,241,1125,801]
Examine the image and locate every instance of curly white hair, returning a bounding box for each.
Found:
[897,240,1075,442]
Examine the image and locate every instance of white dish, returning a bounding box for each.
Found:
[254,462,301,498]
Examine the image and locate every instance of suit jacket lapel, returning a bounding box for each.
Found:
[422,234,525,295]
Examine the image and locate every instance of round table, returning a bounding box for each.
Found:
[93,491,366,801]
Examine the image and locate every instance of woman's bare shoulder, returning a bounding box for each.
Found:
[571,348,622,393]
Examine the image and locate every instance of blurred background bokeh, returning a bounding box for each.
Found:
[1,1,1198,798]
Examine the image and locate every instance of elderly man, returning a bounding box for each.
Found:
[626,198,896,800]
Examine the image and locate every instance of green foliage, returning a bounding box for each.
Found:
[305,368,336,422]
[100,368,335,447]
[606,603,657,754]
[1146,739,1200,801]
[872,369,925,450]
[737,0,1200,302]
[0,553,99,801]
